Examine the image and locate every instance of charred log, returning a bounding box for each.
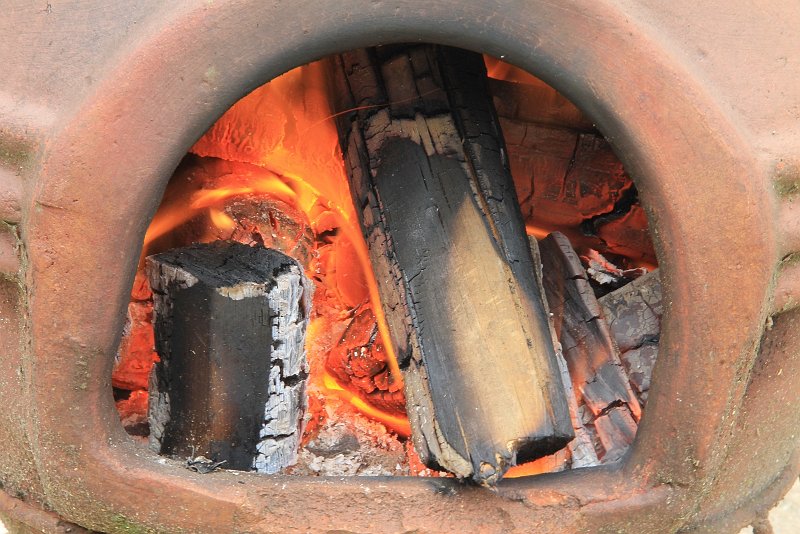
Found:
[538,232,641,462]
[599,269,662,403]
[528,237,599,469]
[330,45,573,484]
[147,242,312,474]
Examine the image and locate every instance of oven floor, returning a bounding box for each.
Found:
[0,479,797,533]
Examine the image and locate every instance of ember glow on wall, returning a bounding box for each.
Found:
[112,49,657,479]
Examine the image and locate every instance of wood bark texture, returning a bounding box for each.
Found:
[538,232,642,462]
[147,242,312,474]
[599,269,662,403]
[528,236,600,469]
[330,45,573,484]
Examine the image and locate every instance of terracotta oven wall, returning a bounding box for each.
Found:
[0,2,798,533]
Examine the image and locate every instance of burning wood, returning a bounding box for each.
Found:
[330,45,573,484]
[538,232,642,462]
[110,56,663,481]
[325,305,406,415]
[527,236,599,470]
[147,242,312,474]
[598,269,662,403]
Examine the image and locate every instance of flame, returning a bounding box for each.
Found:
[188,60,405,388]
[190,176,297,210]
[137,59,565,468]
[142,203,195,251]
[483,55,542,85]
[322,372,411,437]
[504,455,564,478]
[140,60,404,428]
[525,224,551,241]
[208,208,237,231]
[115,55,661,481]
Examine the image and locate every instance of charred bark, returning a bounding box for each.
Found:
[330,45,573,484]
[538,232,641,461]
[599,269,662,403]
[528,236,600,469]
[147,242,312,474]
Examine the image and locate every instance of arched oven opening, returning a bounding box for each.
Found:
[3,2,793,532]
[111,45,660,483]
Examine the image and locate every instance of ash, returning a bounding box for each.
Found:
[288,397,408,477]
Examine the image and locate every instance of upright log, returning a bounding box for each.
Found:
[330,45,573,484]
[147,242,312,474]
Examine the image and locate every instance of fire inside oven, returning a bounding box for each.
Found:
[111,45,659,484]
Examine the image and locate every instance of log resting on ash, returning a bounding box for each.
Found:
[330,45,573,485]
[147,242,312,474]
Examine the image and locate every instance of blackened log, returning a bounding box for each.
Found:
[594,405,638,463]
[147,242,312,474]
[599,269,662,403]
[538,232,641,462]
[598,269,663,353]
[330,45,573,485]
[528,237,599,469]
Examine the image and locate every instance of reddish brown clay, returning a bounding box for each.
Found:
[0,1,798,532]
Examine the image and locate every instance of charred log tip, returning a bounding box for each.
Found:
[513,434,576,466]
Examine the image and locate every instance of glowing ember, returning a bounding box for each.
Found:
[114,54,657,478]
[117,60,409,446]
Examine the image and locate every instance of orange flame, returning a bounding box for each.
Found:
[322,372,411,437]
[208,208,237,231]
[189,60,405,389]
[142,60,404,427]
[483,55,542,85]
[504,454,566,478]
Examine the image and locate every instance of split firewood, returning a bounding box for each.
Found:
[598,269,662,403]
[147,241,312,474]
[329,45,573,485]
[538,232,641,462]
[528,236,599,469]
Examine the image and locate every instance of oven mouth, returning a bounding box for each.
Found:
[17,2,776,531]
[111,45,659,482]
